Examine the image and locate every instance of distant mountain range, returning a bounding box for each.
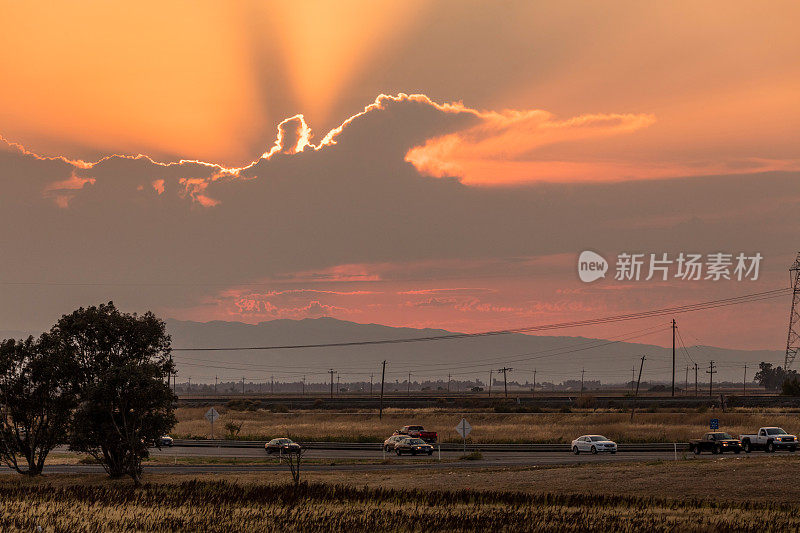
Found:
[165,317,784,386]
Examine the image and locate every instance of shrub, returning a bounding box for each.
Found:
[575,395,595,409]
[782,377,800,396]
[226,399,260,411]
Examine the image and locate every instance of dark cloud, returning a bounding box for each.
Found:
[0,96,797,334]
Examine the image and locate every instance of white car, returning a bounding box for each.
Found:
[572,435,617,454]
[156,435,174,447]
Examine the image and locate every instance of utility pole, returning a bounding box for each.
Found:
[271,375,274,394]
[630,355,646,421]
[188,377,191,392]
[580,368,585,397]
[694,363,699,397]
[631,366,635,394]
[302,375,306,396]
[488,370,493,399]
[743,364,747,396]
[337,373,340,394]
[214,375,218,394]
[685,366,689,396]
[370,373,373,396]
[173,371,176,396]
[447,373,451,393]
[785,252,800,370]
[532,369,537,398]
[379,361,386,419]
[407,371,411,397]
[329,369,335,399]
[707,361,717,397]
[497,367,512,398]
[241,377,245,395]
[672,318,676,397]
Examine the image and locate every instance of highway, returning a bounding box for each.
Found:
[2,441,784,476]
[4,444,735,475]
[147,445,687,465]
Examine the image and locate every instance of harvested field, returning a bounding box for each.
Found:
[173,406,800,443]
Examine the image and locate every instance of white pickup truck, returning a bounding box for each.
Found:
[739,427,798,453]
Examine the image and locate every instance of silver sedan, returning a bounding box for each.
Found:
[571,435,617,454]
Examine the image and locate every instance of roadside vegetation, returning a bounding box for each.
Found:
[0,303,175,484]
[172,406,800,444]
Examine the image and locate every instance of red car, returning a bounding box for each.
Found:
[395,425,438,443]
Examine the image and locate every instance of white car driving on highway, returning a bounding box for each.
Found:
[572,435,617,454]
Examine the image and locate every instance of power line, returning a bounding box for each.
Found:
[172,288,789,352]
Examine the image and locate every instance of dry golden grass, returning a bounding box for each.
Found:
[3,456,800,531]
[173,406,800,443]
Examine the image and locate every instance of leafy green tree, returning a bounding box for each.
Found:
[0,334,79,475]
[50,302,176,485]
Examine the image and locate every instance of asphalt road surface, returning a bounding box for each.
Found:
[0,445,763,475]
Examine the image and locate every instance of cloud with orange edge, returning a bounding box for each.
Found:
[42,172,96,208]
[405,109,658,185]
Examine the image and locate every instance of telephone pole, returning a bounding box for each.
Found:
[532,369,537,398]
[328,369,335,399]
[407,371,411,397]
[271,375,274,394]
[302,375,305,395]
[447,373,451,393]
[630,355,646,421]
[488,370,493,399]
[684,366,688,396]
[369,373,373,396]
[337,373,340,394]
[580,368,586,397]
[497,367,512,398]
[694,363,699,396]
[379,361,386,419]
[707,361,717,397]
[785,252,800,370]
[672,318,677,397]
[241,377,245,395]
[214,375,218,394]
[743,364,747,396]
[631,365,635,394]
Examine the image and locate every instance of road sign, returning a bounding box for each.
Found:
[206,407,220,439]
[710,418,719,430]
[456,418,472,438]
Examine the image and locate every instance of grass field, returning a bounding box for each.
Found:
[3,456,800,531]
[173,406,800,443]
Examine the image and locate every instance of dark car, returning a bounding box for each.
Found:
[155,435,174,447]
[265,438,301,454]
[689,432,742,455]
[394,437,434,456]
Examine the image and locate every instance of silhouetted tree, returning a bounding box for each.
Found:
[782,376,800,396]
[754,362,798,391]
[50,302,175,485]
[0,334,79,475]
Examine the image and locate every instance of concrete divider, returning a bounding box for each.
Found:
[171,439,689,452]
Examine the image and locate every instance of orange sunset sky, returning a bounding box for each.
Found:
[0,1,799,352]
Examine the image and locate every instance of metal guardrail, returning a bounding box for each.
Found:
[171,439,689,452]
